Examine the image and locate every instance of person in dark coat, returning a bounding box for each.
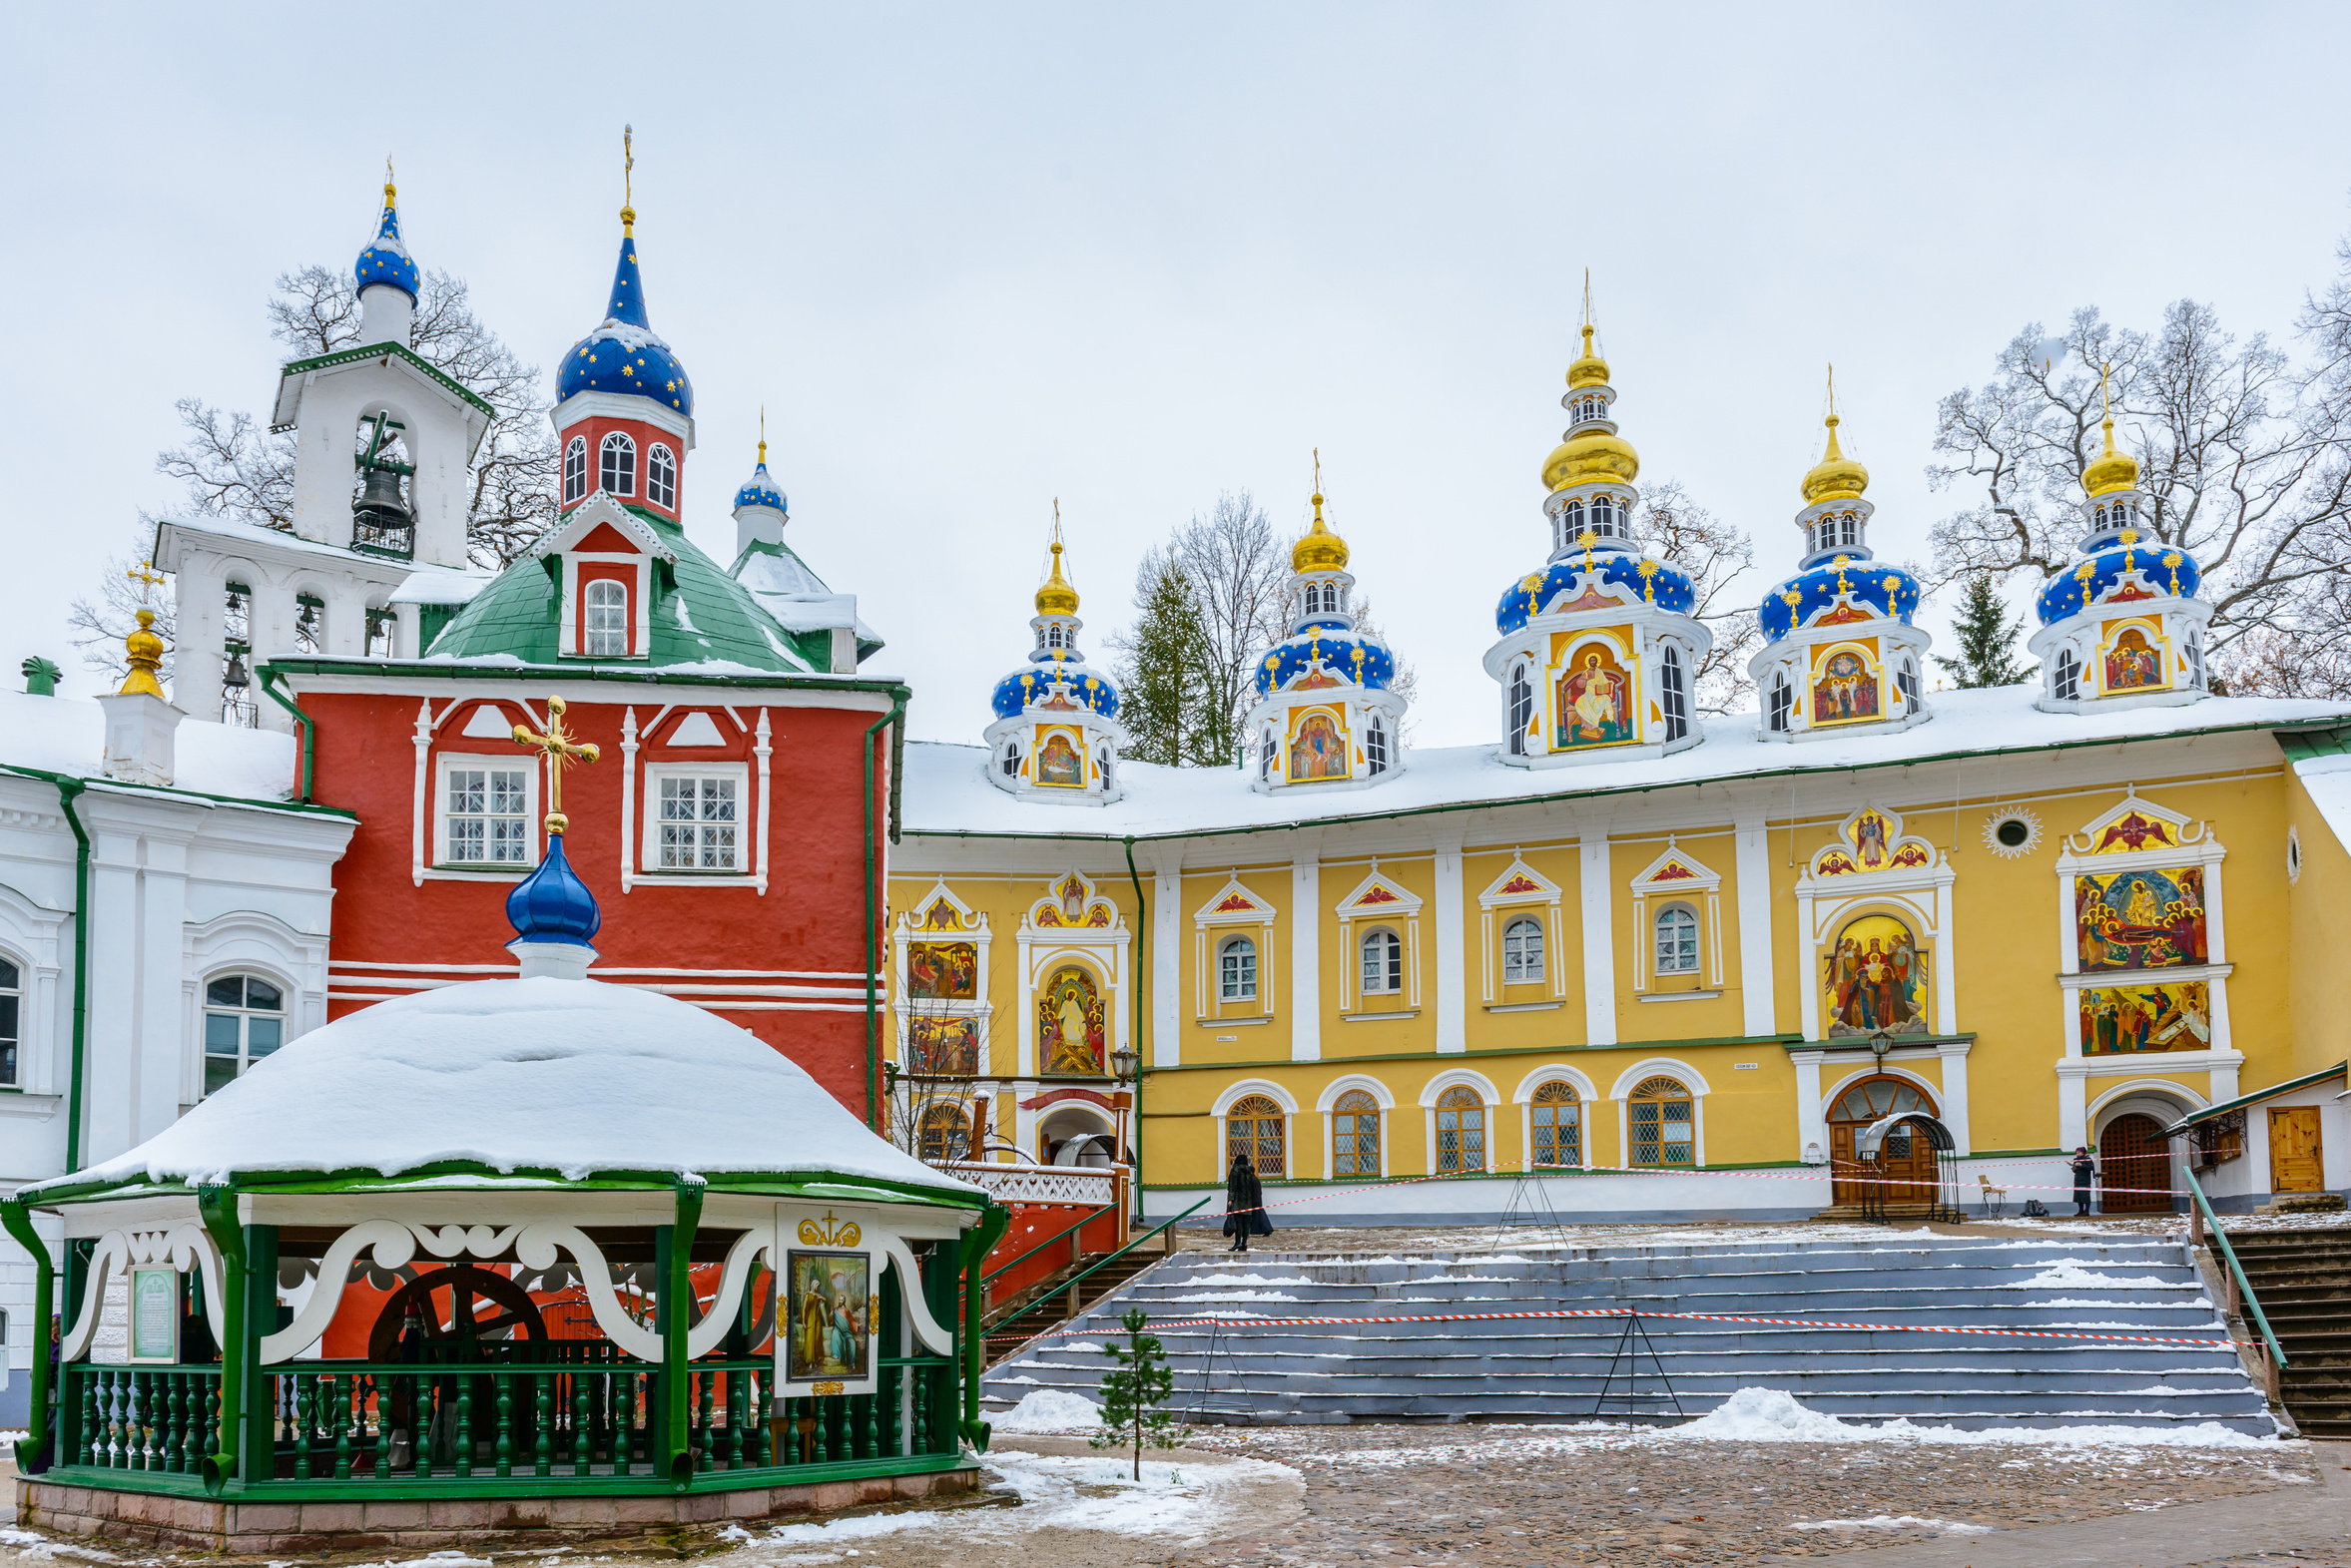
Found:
[2070,1146,2097,1216]
[1223,1153,1273,1252]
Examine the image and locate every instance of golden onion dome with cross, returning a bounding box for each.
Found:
[1292,490,1350,573]
[1034,539,1080,617]
[2082,415,2141,498]
[1541,324,1640,492]
[1799,412,1870,505]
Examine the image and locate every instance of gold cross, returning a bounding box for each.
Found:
[126,561,166,601]
[1579,528,1598,574]
[510,696,600,834]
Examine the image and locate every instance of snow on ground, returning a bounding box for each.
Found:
[994,1388,1105,1432]
[1792,1514,1994,1535]
[2020,1260,2175,1290]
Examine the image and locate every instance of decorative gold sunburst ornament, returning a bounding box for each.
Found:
[1982,806,2045,859]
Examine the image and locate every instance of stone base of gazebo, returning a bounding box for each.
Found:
[19,1466,982,1553]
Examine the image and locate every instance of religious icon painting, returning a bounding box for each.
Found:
[2074,867,2206,971]
[1810,646,1882,726]
[1821,913,1930,1037]
[908,1015,980,1076]
[906,941,978,1000]
[2102,625,2165,693]
[1288,710,1351,781]
[1037,964,1107,1074]
[783,1248,876,1394]
[1034,730,1085,787]
[2079,980,2211,1055]
[1553,646,1635,749]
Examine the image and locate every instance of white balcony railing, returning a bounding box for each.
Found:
[935,1162,1118,1208]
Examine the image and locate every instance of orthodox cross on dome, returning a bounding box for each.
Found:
[620,124,636,234]
[511,696,600,834]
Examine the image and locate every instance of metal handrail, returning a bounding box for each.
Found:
[2183,1165,2287,1372]
[981,1197,1210,1332]
[980,1208,1099,1291]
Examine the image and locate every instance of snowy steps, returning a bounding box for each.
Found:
[982,1234,2273,1432]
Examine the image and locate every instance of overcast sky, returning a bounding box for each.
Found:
[10,5,2349,748]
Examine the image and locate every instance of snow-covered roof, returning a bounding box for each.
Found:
[390,569,493,606]
[903,687,2351,840]
[0,690,296,804]
[32,978,980,1199]
[734,543,879,642]
[154,515,475,584]
[2292,750,2351,851]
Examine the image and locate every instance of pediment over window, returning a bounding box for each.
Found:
[1194,871,1276,926]
[2064,790,2208,857]
[1630,841,1721,892]
[1810,803,1941,878]
[1029,869,1121,930]
[531,494,674,563]
[1336,868,1423,916]
[1478,853,1561,907]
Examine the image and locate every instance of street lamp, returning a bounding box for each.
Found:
[1870,1029,1893,1065]
[1109,1044,1141,1232]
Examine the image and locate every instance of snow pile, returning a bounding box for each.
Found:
[1793,1515,1993,1535]
[1677,1387,1866,1441]
[1160,1290,1299,1303]
[31,979,980,1195]
[0,688,296,803]
[1667,1391,2281,1448]
[2021,1260,2173,1290]
[1183,1273,1313,1287]
[993,1388,1105,1432]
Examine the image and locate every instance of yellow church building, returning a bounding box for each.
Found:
[886,332,2351,1222]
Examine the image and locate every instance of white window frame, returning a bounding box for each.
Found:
[1654,903,1701,975]
[647,442,678,509]
[1359,926,1404,995]
[640,762,753,878]
[433,752,540,870]
[1500,916,1544,984]
[1218,935,1259,1003]
[201,970,289,1099]
[584,577,630,657]
[1660,644,1688,741]
[563,435,588,503]
[600,431,636,496]
[1507,664,1534,755]
[0,952,20,1089]
[1769,672,1793,732]
[1366,714,1389,775]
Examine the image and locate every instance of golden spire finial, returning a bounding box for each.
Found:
[1313,446,1322,508]
[384,154,396,206]
[1799,366,1868,504]
[510,695,601,835]
[620,125,636,235]
[119,598,168,700]
[1579,528,1598,574]
[2083,357,2141,496]
[1293,451,1350,572]
[126,561,166,601]
[1035,500,1081,616]
[758,406,767,466]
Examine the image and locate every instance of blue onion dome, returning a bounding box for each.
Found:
[506,831,601,947]
[556,218,695,416]
[354,179,418,303]
[991,656,1120,721]
[1761,558,1925,642]
[1255,630,1399,696]
[2036,533,2201,626]
[1495,553,1696,636]
[734,444,786,513]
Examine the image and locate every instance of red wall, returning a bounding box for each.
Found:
[303,687,889,1118]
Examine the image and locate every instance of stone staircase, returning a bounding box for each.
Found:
[982,1244,1178,1366]
[983,1234,2274,1431]
[2221,1228,2351,1436]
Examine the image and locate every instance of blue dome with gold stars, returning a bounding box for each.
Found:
[1254,630,1398,697]
[733,460,785,514]
[1760,559,1925,643]
[557,228,695,417]
[505,831,601,948]
[2035,539,2202,627]
[992,657,1119,721]
[1495,554,1696,636]
[354,184,418,303]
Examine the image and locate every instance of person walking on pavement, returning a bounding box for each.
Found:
[2070,1145,2097,1216]
[1223,1151,1273,1252]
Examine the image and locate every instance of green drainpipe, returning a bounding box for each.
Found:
[259,666,318,803]
[1121,836,1149,1228]
[662,1177,705,1486]
[54,781,89,1174]
[1,1198,52,1468]
[196,1184,246,1492]
[862,694,907,1130]
[958,1202,1009,1451]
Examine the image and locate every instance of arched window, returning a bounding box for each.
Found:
[599,432,636,496]
[1227,1094,1286,1177]
[2055,648,2080,703]
[584,578,629,657]
[294,595,323,655]
[1436,1085,1485,1173]
[1531,1081,1580,1168]
[1561,498,1584,540]
[1661,644,1688,741]
[1590,494,1615,536]
[1219,936,1259,1003]
[1360,928,1403,995]
[1000,741,1020,778]
[1366,715,1389,776]
[2188,630,2205,690]
[647,443,677,509]
[1842,512,1860,547]
[0,956,18,1087]
[1043,624,1067,649]
[563,435,588,503]
[1628,1075,1694,1167]
[1508,665,1534,755]
[1768,672,1793,732]
[1501,917,1544,984]
[1896,655,1921,709]
[1654,906,1699,974]
[917,1102,970,1165]
[1259,724,1276,782]
[203,974,284,1097]
[1831,1077,1930,1124]
[1333,1089,1381,1177]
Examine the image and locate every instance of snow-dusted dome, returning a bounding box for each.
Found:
[38,979,971,1195]
[556,225,694,416]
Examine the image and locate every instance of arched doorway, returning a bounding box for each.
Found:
[1829,1077,1938,1207]
[2098,1112,2173,1213]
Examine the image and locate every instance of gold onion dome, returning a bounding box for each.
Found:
[1292,491,1351,573]
[1034,540,1080,616]
[1565,322,1610,390]
[120,609,168,699]
[2082,416,2141,497]
[1542,325,1640,492]
[1799,413,1870,505]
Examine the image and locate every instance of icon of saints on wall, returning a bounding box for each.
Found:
[1035,732,1084,786]
[906,941,978,1000]
[908,1015,979,1076]
[2075,867,2205,971]
[787,1250,871,1383]
[1812,650,1880,724]
[1822,913,1929,1036]
[2104,628,2164,692]
[1556,650,1632,748]
[1037,965,1106,1074]
[1289,713,1350,781]
[2080,980,2210,1054]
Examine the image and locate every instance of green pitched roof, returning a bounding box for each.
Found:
[424,507,816,673]
[2278,726,2351,765]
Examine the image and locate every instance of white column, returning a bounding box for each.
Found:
[1291,852,1321,1062]
[2057,1074,2088,1151]
[1936,1040,1973,1156]
[1790,1050,1828,1164]
[173,565,227,724]
[1152,856,1183,1067]
[1579,832,1616,1046]
[250,577,298,734]
[1433,835,1467,1053]
[1734,813,1777,1038]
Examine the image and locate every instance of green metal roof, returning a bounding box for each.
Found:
[2161,1061,2348,1135]
[2278,726,2351,765]
[423,507,817,673]
[275,341,495,421]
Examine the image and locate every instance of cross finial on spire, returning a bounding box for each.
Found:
[1582,267,1590,328]
[126,561,166,602]
[2101,360,2111,422]
[384,154,395,202]
[1052,496,1062,548]
[758,406,767,466]
[1827,362,1836,421]
[620,125,636,235]
[1313,446,1321,495]
[510,695,600,835]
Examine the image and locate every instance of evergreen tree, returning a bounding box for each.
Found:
[1113,561,1218,766]
[1934,573,2032,688]
[1089,1308,1187,1480]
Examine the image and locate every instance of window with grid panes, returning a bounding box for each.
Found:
[0,957,18,1086]
[1332,1089,1380,1177]
[446,766,530,863]
[1655,906,1699,974]
[659,776,739,869]
[1629,1076,1695,1167]
[1227,1095,1285,1177]
[1218,936,1258,1002]
[1360,928,1403,994]
[1502,917,1543,983]
[203,975,283,1096]
[1436,1085,1485,1173]
[584,578,629,656]
[1531,1081,1580,1168]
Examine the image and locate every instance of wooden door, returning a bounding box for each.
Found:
[1828,1078,1938,1206]
[2097,1114,2171,1213]
[2271,1107,2324,1193]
